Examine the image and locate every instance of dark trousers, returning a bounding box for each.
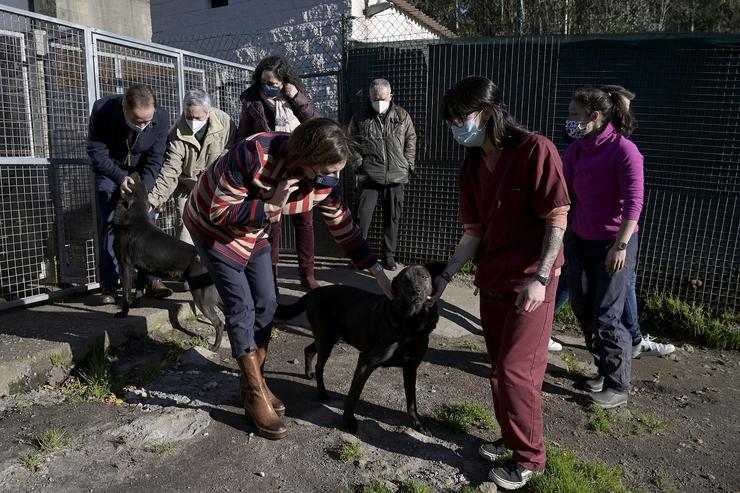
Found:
[269,211,315,276]
[356,182,404,256]
[195,244,276,358]
[555,235,642,345]
[95,188,155,290]
[564,232,637,392]
[479,280,558,471]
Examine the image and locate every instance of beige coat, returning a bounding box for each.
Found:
[148,108,236,208]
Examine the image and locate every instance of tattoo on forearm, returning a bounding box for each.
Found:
[537,227,565,277]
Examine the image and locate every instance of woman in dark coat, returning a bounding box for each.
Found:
[236,55,322,291]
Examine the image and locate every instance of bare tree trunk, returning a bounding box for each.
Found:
[564,0,570,34]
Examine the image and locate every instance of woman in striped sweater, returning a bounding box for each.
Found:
[184,118,392,440]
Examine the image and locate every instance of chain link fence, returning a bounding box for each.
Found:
[343,22,740,314]
[0,4,251,309]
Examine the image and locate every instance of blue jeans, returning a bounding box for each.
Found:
[556,235,642,346]
[194,244,276,358]
[564,232,637,393]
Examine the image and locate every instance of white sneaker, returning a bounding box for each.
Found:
[634,334,676,358]
[548,338,562,351]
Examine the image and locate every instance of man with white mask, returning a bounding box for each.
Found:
[148,89,236,243]
[348,79,417,271]
[88,84,171,304]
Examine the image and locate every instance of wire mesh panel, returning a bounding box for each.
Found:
[49,161,97,285]
[343,33,740,313]
[0,165,56,302]
[0,11,89,159]
[95,38,180,125]
[183,55,251,123]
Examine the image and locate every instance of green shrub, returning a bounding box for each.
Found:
[640,292,740,350]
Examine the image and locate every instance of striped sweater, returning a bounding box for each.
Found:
[183,132,376,270]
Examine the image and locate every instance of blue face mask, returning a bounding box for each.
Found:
[312,174,340,189]
[449,110,486,147]
[261,83,282,98]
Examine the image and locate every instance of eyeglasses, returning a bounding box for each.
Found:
[447,109,483,128]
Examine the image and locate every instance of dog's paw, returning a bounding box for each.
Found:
[208,344,219,353]
[305,371,316,380]
[343,416,359,434]
[412,420,432,436]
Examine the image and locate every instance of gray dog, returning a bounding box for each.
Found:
[275,264,443,433]
[112,173,225,351]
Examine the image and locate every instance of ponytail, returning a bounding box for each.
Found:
[572,85,637,137]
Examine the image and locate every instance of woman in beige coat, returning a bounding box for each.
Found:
[148,89,236,243]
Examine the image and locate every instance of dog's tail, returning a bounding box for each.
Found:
[274,294,309,320]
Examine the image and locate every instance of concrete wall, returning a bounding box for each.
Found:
[20,0,152,40]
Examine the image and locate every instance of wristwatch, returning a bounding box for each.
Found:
[533,274,551,287]
[614,241,628,251]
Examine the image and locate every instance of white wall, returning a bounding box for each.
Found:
[349,0,438,43]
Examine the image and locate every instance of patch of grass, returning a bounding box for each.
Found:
[528,445,631,493]
[554,301,578,325]
[151,441,176,455]
[33,427,70,452]
[641,292,740,350]
[49,352,72,368]
[338,441,363,463]
[63,349,125,401]
[586,404,617,433]
[458,487,478,493]
[397,479,432,493]
[561,354,586,377]
[435,401,497,433]
[19,450,43,472]
[191,335,209,348]
[165,334,191,351]
[634,413,666,434]
[461,339,484,352]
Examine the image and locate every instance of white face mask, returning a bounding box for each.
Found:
[187,119,207,134]
[372,100,390,114]
[126,119,149,132]
[450,110,486,147]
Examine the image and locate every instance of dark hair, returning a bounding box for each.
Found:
[439,76,531,148]
[124,84,156,110]
[281,118,352,176]
[251,55,304,91]
[572,85,636,137]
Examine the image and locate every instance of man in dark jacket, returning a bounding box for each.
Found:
[87,84,171,304]
[348,79,417,271]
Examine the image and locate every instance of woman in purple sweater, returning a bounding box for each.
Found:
[563,85,643,410]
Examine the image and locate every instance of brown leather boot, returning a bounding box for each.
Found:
[240,341,286,416]
[236,348,287,440]
[299,271,320,291]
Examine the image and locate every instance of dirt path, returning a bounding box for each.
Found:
[0,315,738,492]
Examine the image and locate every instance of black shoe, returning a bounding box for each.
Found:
[489,459,538,490]
[478,439,508,462]
[382,254,397,271]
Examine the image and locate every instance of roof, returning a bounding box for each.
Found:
[388,0,459,39]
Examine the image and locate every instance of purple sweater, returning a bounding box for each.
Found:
[563,122,644,241]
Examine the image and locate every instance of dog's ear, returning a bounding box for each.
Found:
[391,274,399,296]
[423,261,447,280]
[131,172,141,184]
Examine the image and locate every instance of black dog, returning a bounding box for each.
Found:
[275,263,443,433]
[112,173,225,351]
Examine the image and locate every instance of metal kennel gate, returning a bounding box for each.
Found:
[0,4,251,310]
